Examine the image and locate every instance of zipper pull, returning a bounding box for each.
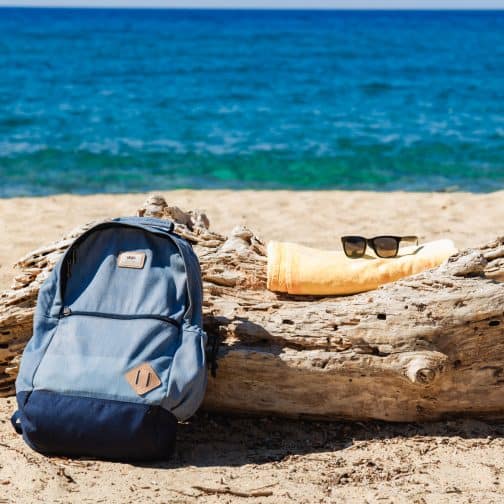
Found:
[62,307,72,317]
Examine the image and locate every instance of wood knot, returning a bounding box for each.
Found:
[444,250,487,277]
[414,368,436,384]
[404,352,447,385]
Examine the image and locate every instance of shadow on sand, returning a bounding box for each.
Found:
[145,411,504,469]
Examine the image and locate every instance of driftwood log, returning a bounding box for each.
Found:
[1,195,503,422]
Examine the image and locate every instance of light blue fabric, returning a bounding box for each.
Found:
[16,217,207,421]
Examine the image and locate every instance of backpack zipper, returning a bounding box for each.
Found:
[60,308,180,328]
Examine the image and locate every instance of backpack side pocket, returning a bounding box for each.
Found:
[162,324,208,421]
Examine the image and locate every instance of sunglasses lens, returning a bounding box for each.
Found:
[373,237,399,258]
[343,237,366,258]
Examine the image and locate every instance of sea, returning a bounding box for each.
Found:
[0,8,503,196]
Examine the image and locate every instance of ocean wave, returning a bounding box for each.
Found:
[0,9,503,195]
[0,141,49,156]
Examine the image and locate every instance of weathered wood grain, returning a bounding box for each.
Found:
[1,195,503,422]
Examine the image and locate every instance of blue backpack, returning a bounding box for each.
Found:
[11,217,207,461]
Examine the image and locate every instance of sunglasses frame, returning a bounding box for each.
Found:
[341,235,419,259]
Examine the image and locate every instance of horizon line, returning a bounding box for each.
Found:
[0,5,503,9]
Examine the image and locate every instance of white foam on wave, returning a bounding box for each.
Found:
[0,141,49,156]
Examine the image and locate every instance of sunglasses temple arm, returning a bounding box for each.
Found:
[401,236,419,245]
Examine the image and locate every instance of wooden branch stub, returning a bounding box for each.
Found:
[402,352,447,385]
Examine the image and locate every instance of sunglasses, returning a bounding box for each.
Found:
[341,235,419,259]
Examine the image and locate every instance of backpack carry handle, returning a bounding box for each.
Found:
[113,216,175,234]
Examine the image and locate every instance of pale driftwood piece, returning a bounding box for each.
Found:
[1,195,503,422]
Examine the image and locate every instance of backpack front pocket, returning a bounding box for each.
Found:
[33,312,180,404]
[20,390,178,461]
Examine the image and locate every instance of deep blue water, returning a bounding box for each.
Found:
[0,8,503,196]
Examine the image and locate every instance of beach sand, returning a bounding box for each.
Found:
[0,189,503,503]
[1,189,503,290]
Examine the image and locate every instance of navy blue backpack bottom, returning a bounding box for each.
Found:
[13,390,177,461]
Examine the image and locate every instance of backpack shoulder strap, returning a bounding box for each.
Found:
[169,234,203,327]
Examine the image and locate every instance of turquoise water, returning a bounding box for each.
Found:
[0,8,503,196]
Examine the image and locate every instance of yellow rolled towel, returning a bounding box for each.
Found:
[267,239,458,296]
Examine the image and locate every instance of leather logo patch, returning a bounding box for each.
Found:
[125,363,161,396]
[117,251,146,269]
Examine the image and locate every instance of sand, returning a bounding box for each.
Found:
[0,189,503,503]
[1,189,503,290]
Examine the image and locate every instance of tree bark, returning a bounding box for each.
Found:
[1,195,503,422]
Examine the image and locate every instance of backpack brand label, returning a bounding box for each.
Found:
[117,251,146,269]
[125,363,161,396]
